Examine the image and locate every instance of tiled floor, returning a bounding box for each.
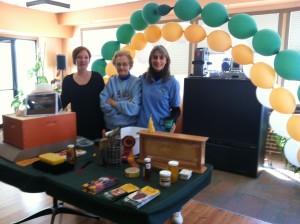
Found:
[193,155,300,224]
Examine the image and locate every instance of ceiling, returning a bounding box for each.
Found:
[0,0,141,13]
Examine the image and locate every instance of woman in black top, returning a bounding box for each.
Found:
[61,46,105,141]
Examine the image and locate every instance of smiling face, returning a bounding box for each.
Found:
[115,55,131,77]
[75,50,90,72]
[150,50,167,72]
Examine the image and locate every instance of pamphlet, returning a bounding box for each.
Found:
[123,186,160,209]
[82,176,118,195]
[103,183,139,201]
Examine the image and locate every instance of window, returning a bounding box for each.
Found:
[82,22,190,98]
[284,11,300,103]
[0,38,36,125]
[197,13,279,74]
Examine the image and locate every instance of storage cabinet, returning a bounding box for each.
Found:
[182,77,269,177]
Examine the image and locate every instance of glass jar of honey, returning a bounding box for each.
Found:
[168,160,179,183]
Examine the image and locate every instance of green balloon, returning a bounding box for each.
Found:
[201,2,229,27]
[91,59,107,77]
[156,4,173,16]
[130,10,148,31]
[274,50,300,81]
[142,2,161,24]
[101,41,120,60]
[252,29,281,56]
[116,24,135,44]
[228,14,257,39]
[174,0,202,21]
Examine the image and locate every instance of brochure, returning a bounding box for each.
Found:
[123,186,160,209]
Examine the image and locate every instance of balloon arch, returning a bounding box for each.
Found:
[91,0,300,167]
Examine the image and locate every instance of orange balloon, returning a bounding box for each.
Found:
[207,30,231,52]
[287,115,300,142]
[270,87,296,114]
[144,25,161,43]
[162,22,183,42]
[184,24,206,44]
[105,61,117,77]
[130,33,147,50]
[250,62,276,88]
[121,45,136,58]
[231,44,254,65]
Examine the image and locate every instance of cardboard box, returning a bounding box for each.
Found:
[2,112,77,149]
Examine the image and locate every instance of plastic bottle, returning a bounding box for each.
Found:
[66,144,76,164]
[168,160,179,183]
[144,157,152,181]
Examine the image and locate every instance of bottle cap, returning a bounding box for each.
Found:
[159,170,171,177]
[144,157,151,162]
[168,160,179,166]
[67,144,75,148]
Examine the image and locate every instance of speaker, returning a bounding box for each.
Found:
[56,54,66,70]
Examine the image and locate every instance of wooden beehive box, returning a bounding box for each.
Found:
[137,130,208,173]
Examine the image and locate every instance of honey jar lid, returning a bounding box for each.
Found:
[168,160,179,166]
[159,170,171,177]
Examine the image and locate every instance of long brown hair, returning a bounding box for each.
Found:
[146,45,171,83]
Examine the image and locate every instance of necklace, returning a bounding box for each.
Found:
[74,71,91,85]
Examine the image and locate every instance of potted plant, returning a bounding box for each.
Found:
[27,45,48,85]
[11,89,25,115]
[10,44,49,114]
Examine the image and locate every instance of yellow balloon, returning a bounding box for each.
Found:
[184,24,206,44]
[162,22,183,42]
[130,33,147,50]
[144,25,161,43]
[207,30,231,52]
[105,61,117,77]
[270,87,296,114]
[250,62,276,88]
[231,44,254,65]
[121,45,136,58]
[287,115,300,142]
[103,76,109,84]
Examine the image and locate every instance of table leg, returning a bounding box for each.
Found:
[11,197,100,224]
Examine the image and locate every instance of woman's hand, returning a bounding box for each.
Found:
[107,98,117,107]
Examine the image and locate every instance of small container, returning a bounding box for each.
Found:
[179,169,193,180]
[168,160,179,183]
[144,157,152,181]
[66,144,76,164]
[159,170,171,188]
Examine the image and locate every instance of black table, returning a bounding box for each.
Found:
[0,146,213,224]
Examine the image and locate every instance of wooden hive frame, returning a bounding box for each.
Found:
[137,130,208,173]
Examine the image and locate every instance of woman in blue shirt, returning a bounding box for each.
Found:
[137,45,181,133]
[137,45,182,224]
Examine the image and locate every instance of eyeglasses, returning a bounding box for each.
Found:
[116,62,129,67]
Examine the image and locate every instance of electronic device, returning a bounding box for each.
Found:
[182,77,269,177]
[24,91,62,116]
[192,48,210,76]
[230,59,243,72]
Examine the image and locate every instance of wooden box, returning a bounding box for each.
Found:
[137,130,208,173]
[2,112,77,150]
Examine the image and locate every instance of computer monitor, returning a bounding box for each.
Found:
[24,92,61,116]
[230,59,243,72]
